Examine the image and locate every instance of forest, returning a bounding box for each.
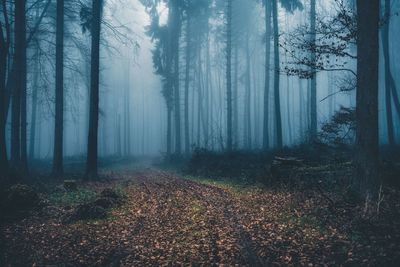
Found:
[1,0,400,265]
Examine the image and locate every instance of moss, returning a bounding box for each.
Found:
[4,184,40,211]
[48,188,97,206]
[190,199,205,220]
[278,212,328,235]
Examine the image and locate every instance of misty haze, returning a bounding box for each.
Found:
[1,0,400,266]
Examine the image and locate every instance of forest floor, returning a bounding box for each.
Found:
[1,159,400,266]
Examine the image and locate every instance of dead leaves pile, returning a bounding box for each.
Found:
[2,170,400,266]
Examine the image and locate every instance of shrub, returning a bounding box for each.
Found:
[319,107,355,147]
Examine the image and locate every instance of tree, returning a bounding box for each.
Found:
[182,0,210,154]
[310,0,317,138]
[381,0,396,145]
[53,0,65,176]
[355,0,380,199]
[11,0,28,172]
[2,1,51,157]
[263,0,272,150]
[171,0,182,156]
[86,0,103,179]
[226,0,233,152]
[0,0,11,177]
[29,42,40,161]
[141,0,173,155]
[271,0,302,149]
[283,0,359,144]
[272,0,283,148]
[184,11,192,155]
[244,33,252,149]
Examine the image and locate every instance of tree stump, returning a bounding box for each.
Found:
[63,180,77,192]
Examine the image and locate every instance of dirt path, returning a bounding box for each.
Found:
[3,169,264,266]
[3,166,399,266]
[120,170,263,266]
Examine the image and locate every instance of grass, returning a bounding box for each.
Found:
[183,175,265,195]
[48,188,98,206]
[278,211,328,236]
[190,199,206,221]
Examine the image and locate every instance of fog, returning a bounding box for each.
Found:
[2,0,400,164]
[3,1,400,264]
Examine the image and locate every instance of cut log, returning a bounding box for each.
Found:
[273,156,304,166]
[270,157,304,181]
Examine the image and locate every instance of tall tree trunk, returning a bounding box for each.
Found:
[117,114,121,156]
[200,59,208,144]
[142,90,145,155]
[206,32,214,150]
[204,44,210,149]
[245,35,252,149]
[29,47,39,160]
[310,0,317,139]
[184,15,191,155]
[28,0,43,159]
[328,72,334,117]
[263,0,272,150]
[0,34,8,176]
[124,60,131,156]
[272,0,282,148]
[284,13,292,145]
[253,61,259,148]
[165,3,174,157]
[286,76,292,144]
[307,79,311,130]
[171,0,181,156]
[197,48,203,146]
[191,76,195,147]
[86,0,102,179]
[299,79,304,138]
[3,0,51,134]
[20,70,28,172]
[53,0,64,176]
[167,106,172,155]
[355,0,380,199]
[233,44,239,149]
[226,0,233,152]
[11,0,27,171]
[382,0,395,145]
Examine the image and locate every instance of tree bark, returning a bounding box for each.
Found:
[171,0,181,156]
[53,0,64,176]
[245,35,252,149]
[11,0,27,171]
[124,60,131,156]
[263,0,272,150]
[310,0,317,139]
[355,0,380,198]
[197,47,203,146]
[226,0,233,152]
[184,15,191,155]
[29,47,39,161]
[86,0,102,179]
[233,44,239,149]
[165,3,174,157]
[206,30,213,150]
[381,0,395,145]
[3,0,51,130]
[272,0,283,148]
[0,30,8,176]
[167,106,172,155]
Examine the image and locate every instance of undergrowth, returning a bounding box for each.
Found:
[48,188,98,206]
